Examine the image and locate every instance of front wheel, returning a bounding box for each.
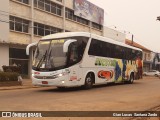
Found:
[57,87,65,90]
[84,73,94,89]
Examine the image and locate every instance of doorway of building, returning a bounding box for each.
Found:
[9,48,29,77]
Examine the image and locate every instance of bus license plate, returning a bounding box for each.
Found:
[42,81,48,84]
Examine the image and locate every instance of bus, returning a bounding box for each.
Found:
[26,32,143,89]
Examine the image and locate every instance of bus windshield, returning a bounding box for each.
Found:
[32,37,88,71]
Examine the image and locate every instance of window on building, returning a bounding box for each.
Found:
[16,0,29,4]
[38,0,45,10]
[34,0,62,16]
[34,22,62,36]
[10,16,29,33]
[65,8,89,26]
[92,22,102,30]
[56,0,62,2]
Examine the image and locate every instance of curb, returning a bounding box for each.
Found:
[0,86,40,91]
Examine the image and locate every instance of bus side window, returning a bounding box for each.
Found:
[88,39,98,56]
[78,40,87,59]
[68,43,78,65]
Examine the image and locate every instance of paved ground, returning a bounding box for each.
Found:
[0,79,35,91]
[0,77,160,120]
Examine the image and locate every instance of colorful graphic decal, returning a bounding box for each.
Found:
[95,58,143,82]
[115,61,121,81]
[98,70,113,80]
[95,58,116,67]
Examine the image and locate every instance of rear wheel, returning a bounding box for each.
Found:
[128,74,134,84]
[155,74,158,77]
[143,74,146,76]
[84,73,94,89]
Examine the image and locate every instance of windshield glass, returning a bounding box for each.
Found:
[32,37,88,71]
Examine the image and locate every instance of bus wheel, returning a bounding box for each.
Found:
[57,87,65,90]
[128,74,134,84]
[84,73,94,89]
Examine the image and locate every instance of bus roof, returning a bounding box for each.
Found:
[41,32,142,52]
[41,32,91,40]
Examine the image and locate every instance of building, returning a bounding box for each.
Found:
[0,0,105,76]
[0,0,126,77]
[103,27,125,43]
[152,52,160,71]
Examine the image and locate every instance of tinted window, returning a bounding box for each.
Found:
[9,48,29,59]
[88,39,142,60]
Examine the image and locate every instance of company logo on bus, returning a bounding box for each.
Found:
[98,70,114,80]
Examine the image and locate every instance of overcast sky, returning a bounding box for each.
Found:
[88,0,160,52]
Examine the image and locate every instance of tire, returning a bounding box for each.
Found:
[84,73,94,89]
[155,74,158,77]
[57,87,65,90]
[128,74,134,84]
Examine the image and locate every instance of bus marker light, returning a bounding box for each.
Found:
[62,81,65,84]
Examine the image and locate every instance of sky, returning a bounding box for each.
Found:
[88,0,160,52]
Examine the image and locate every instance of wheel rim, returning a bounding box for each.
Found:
[86,77,92,86]
[130,75,134,83]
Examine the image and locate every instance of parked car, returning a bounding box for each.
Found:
[143,70,160,76]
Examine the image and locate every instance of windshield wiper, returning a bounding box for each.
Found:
[37,50,47,68]
[48,49,52,61]
[45,49,54,68]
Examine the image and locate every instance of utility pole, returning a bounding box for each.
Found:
[63,0,66,32]
[132,34,134,45]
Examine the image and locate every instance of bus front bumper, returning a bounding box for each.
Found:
[32,76,69,87]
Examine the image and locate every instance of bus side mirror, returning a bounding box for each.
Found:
[26,42,38,55]
[63,39,77,53]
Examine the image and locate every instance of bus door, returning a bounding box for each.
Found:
[67,43,81,85]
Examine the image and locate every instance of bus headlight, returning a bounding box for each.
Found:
[56,71,69,78]
[62,81,65,84]
[58,73,63,77]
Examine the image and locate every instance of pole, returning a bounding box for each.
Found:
[63,0,65,32]
[132,34,134,45]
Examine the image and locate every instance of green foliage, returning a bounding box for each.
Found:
[2,66,21,73]
[0,72,19,82]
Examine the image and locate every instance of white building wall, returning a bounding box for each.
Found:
[9,1,31,20]
[65,0,74,9]
[103,27,125,43]
[0,0,9,70]
[0,0,9,43]
[0,45,9,70]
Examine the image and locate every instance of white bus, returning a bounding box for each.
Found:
[26,32,143,89]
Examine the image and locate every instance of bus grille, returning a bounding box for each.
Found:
[34,76,57,79]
